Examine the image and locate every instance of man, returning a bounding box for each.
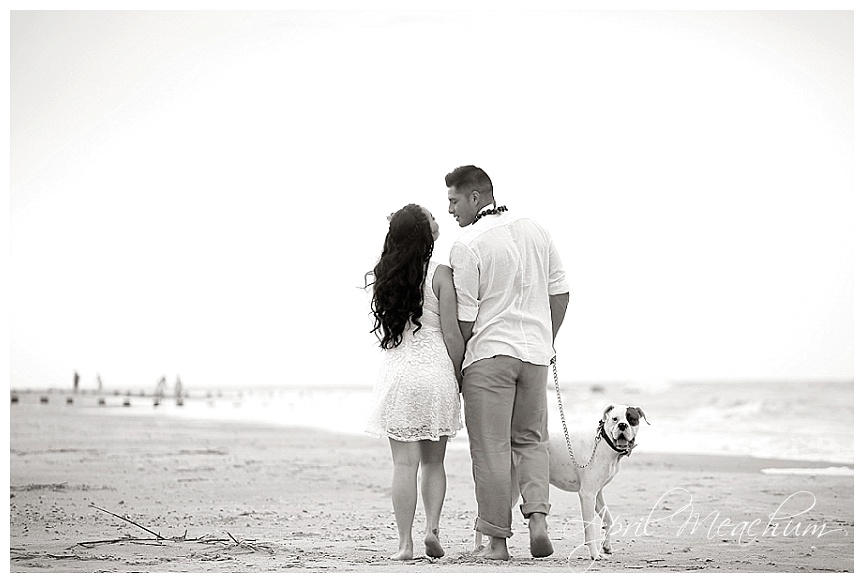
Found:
[446,165,569,560]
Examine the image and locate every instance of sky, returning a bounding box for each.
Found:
[8,8,855,389]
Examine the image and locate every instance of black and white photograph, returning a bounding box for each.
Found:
[8,3,855,574]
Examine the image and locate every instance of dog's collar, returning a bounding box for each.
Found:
[597,420,636,457]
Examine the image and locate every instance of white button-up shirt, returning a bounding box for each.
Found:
[449,209,569,370]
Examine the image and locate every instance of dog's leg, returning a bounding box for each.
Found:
[578,491,602,560]
[595,489,613,555]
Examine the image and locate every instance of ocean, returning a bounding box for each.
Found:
[18,379,853,469]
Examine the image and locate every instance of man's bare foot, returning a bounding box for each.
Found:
[479,536,510,560]
[424,529,444,558]
[529,513,554,558]
[390,546,413,560]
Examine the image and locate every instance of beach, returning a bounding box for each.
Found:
[9,387,854,573]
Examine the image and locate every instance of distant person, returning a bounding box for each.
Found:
[365,203,464,560]
[174,376,184,405]
[445,165,569,560]
[73,371,80,393]
[96,375,105,406]
[155,376,168,405]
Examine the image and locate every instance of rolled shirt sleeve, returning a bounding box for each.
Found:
[449,241,481,322]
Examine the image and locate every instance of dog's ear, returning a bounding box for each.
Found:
[629,406,650,425]
[603,404,616,420]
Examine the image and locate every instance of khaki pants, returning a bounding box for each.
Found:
[462,355,551,538]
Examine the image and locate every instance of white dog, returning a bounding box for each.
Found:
[473,404,648,560]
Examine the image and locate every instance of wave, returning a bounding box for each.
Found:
[760,466,853,477]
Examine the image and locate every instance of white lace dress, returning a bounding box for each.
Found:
[366,261,463,442]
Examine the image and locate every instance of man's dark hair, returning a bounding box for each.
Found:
[445,165,493,196]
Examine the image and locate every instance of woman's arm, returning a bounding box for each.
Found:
[432,264,465,386]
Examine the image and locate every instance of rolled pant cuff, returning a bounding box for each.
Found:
[520,502,551,518]
[474,516,513,539]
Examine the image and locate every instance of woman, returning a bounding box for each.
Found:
[365,203,464,560]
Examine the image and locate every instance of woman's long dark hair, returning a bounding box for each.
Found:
[366,204,434,349]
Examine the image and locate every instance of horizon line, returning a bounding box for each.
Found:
[8,376,854,392]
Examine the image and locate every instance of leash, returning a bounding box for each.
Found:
[551,355,602,469]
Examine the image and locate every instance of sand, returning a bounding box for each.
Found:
[9,394,854,573]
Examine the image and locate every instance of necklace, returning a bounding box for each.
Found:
[472,205,508,224]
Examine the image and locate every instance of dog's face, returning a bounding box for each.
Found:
[602,404,648,448]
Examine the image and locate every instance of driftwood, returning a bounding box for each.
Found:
[88,504,165,540]
[74,503,274,554]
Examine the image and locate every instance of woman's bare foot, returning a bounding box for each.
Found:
[480,536,510,560]
[424,529,444,558]
[390,546,414,560]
